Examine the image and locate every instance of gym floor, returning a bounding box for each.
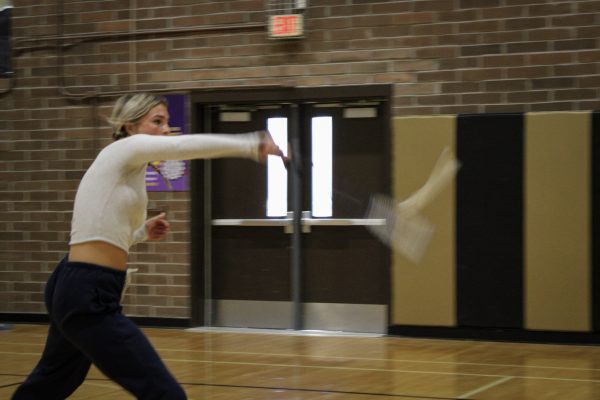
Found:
[2,324,600,399]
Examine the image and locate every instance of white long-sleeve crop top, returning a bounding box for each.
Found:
[69,132,261,253]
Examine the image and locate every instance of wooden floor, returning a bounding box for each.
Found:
[2,324,600,399]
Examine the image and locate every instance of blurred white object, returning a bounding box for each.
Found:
[366,147,460,263]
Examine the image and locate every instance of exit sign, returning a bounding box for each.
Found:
[269,14,303,38]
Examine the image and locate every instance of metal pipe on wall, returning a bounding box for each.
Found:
[290,104,304,330]
[8,0,267,99]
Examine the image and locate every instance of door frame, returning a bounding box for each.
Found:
[189,85,393,328]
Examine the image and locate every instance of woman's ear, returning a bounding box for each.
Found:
[124,122,137,135]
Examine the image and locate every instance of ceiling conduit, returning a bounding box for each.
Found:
[6,0,274,99]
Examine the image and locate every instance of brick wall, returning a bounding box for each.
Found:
[1,0,599,320]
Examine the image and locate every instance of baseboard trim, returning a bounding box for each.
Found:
[0,313,190,328]
[5,314,598,344]
[0,313,50,324]
[389,325,600,345]
[130,316,191,328]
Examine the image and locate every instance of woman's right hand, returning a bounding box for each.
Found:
[258,130,289,164]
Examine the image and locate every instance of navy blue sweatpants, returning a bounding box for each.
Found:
[12,257,187,400]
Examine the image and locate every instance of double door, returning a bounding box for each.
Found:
[193,91,390,333]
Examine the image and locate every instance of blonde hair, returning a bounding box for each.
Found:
[108,93,167,141]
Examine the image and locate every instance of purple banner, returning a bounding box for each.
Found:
[146,94,189,191]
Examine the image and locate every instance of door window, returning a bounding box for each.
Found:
[311,116,333,218]
[266,117,289,217]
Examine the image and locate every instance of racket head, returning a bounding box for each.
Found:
[365,193,434,263]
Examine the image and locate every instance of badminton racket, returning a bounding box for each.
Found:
[283,146,460,263]
[365,146,460,263]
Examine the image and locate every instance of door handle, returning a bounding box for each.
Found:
[211,218,292,227]
[212,213,301,233]
[303,218,386,227]
[212,211,385,233]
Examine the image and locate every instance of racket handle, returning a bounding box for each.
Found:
[400,147,460,212]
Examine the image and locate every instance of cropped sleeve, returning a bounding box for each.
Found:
[132,224,148,245]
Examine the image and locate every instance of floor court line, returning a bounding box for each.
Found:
[160,357,600,383]
[4,341,600,373]
[457,376,513,399]
[187,327,384,337]
[175,381,461,400]
[1,374,462,400]
[161,357,505,377]
[83,381,121,390]
[0,350,41,356]
[0,382,21,390]
[6,341,600,374]
[3,349,600,384]
[159,348,600,372]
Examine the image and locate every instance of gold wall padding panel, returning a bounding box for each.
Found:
[391,116,456,326]
[525,112,591,332]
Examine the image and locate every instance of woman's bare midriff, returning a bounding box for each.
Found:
[69,241,128,271]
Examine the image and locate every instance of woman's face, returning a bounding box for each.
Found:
[127,104,170,136]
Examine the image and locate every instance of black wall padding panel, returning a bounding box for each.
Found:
[593,111,600,332]
[0,6,12,76]
[456,113,524,328]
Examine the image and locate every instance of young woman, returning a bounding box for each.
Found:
[12,93,286,400]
